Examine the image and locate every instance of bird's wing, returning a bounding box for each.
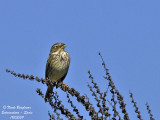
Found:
[45,54,54,79]
[59,72,68,83]
[45,58,50,79]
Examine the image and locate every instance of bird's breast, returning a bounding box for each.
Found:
[49,51,70,82]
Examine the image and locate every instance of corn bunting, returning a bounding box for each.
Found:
[45,43,70,101]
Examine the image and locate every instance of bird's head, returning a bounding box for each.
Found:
[50,42,66,53]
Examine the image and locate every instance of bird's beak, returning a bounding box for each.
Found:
[61,45,66,49]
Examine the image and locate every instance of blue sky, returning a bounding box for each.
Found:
[0,0,160,120]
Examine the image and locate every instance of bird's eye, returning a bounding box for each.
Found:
[55,45,58,48]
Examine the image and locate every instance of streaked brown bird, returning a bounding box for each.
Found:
[45,43,70,101]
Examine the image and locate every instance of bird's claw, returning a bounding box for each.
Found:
[62,83,68,91]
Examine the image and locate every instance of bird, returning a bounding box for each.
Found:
[45,42,70,102]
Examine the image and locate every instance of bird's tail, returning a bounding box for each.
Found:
[45,85,53,102]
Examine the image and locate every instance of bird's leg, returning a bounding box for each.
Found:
[62,83,68,91]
